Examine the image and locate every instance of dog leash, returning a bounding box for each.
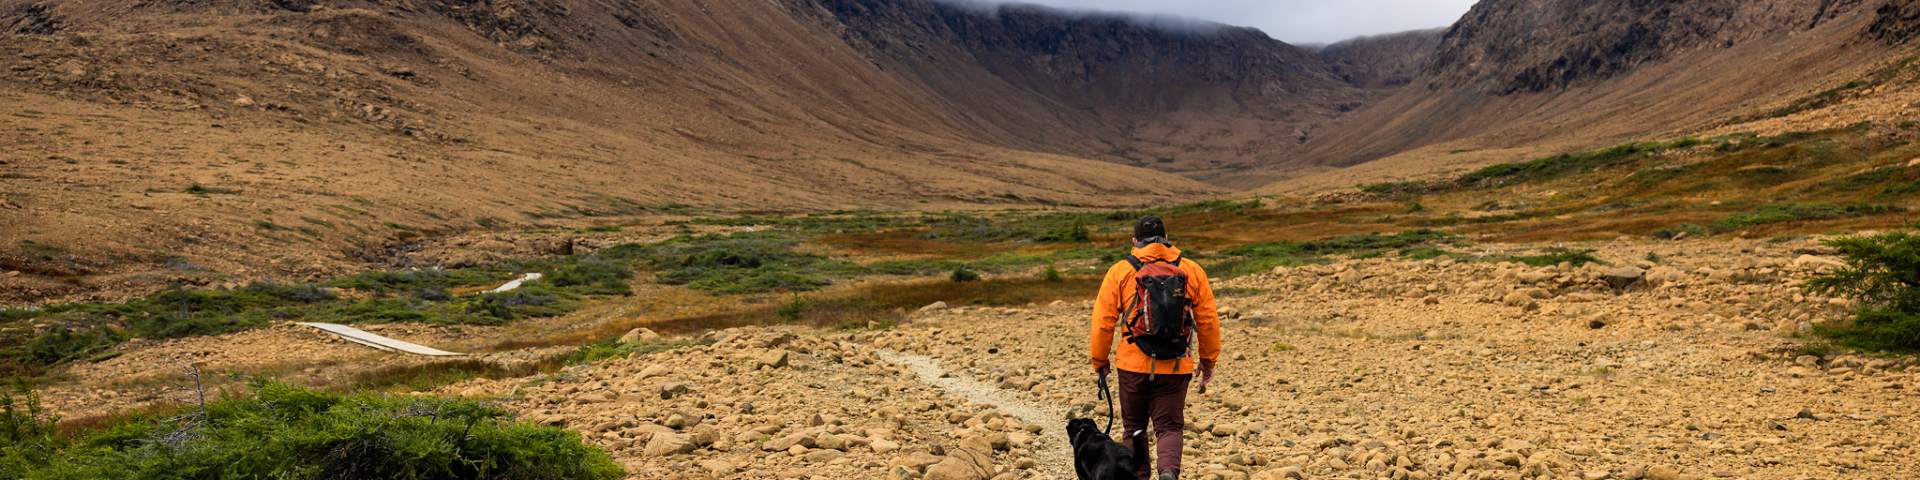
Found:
[1096,371,1115,436]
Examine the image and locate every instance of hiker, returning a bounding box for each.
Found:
[1090,215,1222,480]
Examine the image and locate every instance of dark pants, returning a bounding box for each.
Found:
[1117,370,1190,479]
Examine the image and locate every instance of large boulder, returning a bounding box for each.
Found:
[1600,266,1645,290]
[757,349,791,369]
[924,449,994,480]
[643,432,694,457]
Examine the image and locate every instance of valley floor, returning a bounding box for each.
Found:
[417,239,1918,480]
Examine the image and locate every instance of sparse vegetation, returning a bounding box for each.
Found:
[1459,138,1700,189]
[1508,248,1606,267]
[559,338,710,366]
[1204,230,1459,278]
[1804,231,1920,351]
[1360,180,1439,197]
[1711,203,1899,232]
[0,382,624,480]
[1755,56,1915,120]
[4,250,641,379]
[644,277,1099,334]
[1042,265,1065,282]
[605,232,851,294]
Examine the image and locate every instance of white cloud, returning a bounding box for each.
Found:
[961,0,1479,44]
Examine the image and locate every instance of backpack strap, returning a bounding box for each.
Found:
[1126,254,1184,269]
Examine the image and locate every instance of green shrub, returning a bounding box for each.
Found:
[616,233,848,294]
[544,255,633,295]
[950,267,981,283]
[1042,265,1064,282]
[2,382,624,480]
[1398,247,1453,260]
[1805,232,1920,351]
[22,326,124,373]
[776,297,809,322]
[1036,224,1092,243]
[0,387,57,475]
[559,338,708,366]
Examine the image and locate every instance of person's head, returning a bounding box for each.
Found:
[1133,215,1167,247]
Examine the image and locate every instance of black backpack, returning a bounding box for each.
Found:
[1120,255,1194,361]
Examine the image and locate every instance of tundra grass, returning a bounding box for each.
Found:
[2,249,639,380]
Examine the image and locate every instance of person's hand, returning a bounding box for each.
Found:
[1092,358,1110,376]
[1195,360,1216,393]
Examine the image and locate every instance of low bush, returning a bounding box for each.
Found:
[950,267,981,283]
[1,382,624,480]
[558,338,710,366]
[0,387,57,475]
[1805,231,1920,351]
[612,232,849,294]
[1042,265,1065,282]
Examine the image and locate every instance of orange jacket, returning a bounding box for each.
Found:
[1090,243,1221,375]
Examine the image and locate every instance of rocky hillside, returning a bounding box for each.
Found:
[1275,0,1920,184]
[1425,0,1862,94]
[796,0,1368,184]
[1318,28,1444,90]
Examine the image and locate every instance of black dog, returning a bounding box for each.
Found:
[1067,418,1144,480]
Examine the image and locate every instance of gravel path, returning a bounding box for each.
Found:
[878,349,1077,480]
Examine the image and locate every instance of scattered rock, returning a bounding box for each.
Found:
[1791,255,1845,271]
[758,349,791,369]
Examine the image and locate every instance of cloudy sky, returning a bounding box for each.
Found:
[984,0,1480,45]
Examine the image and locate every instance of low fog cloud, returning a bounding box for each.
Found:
[942,0,1478,44]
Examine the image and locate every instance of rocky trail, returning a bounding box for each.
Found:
[429,237,1918,480]
[878,349,1076,479]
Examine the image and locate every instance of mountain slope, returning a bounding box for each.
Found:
[1267,0,1920,192]
[798,0,1367,185]
[1318,28,1444,90]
